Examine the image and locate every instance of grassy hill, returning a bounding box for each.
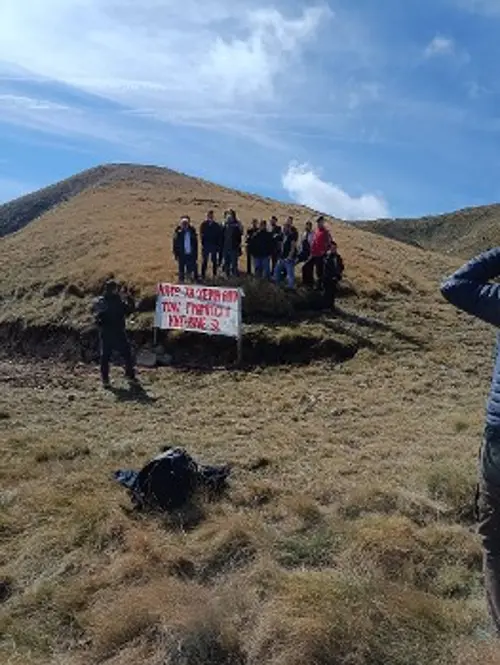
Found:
[1,164,499,664]
[0,164,461,355]
[359,204,500,258]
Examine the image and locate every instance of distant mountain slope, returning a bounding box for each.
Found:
[0,163,211,238]
[359,204,500,257]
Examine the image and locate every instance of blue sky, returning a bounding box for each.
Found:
[1,0,500,220]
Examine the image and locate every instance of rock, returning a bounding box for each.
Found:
[136,349,158,368]
[157,353,173,367]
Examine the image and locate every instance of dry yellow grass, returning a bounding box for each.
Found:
[0,164,458,328]
[1,165,500,664]
[361,203,500,257]
[0,343,497,664]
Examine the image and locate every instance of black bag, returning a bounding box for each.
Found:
[136,448,198,510]
[114,447,230,512]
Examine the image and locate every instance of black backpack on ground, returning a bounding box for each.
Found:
[114,447,230,512]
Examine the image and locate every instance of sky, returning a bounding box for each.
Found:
[1,0,500,220]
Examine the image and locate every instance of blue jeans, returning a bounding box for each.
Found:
[223,250,239,277]
[274,258,296,288]
[254,257,271,279]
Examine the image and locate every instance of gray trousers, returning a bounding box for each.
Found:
[478,425,500,635]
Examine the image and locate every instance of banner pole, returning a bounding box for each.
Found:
[153,284,159,349]
[236,288,243,367]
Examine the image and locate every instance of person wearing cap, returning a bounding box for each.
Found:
[92,280,136,389]
[173,216,198,283]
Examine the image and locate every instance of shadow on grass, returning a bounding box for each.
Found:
[332,306,427,349]
[108,382,157,405]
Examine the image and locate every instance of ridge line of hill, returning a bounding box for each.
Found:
[0,163,319,239]
[359,203,500,258]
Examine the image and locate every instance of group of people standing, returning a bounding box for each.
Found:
[172,210,344,306]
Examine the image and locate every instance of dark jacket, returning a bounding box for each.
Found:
[223,221,243,253]
[200,220,222,250]
[249,229,275,258]
[92,293,135,334]
[298,231,314,262]
[246,227,258,250]
[441,248,500,427]
[270,225,283,255]
[279,226,299,260]
[173,226,198,259]
[324,252,344,282]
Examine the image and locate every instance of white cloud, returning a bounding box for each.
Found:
[424,35,455,58]
[0,93,162,150]
[282,163,389,221]
[0,1,331,128]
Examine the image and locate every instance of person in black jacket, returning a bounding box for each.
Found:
[222,209,243,277]
[269,216,283,274]
[92,280,136,388]
[249,220,274,279]
[200,210,222,280]
[245,219,259,275]
[322,242,345,309]
[297,221,314,263]
[173,216,198,283]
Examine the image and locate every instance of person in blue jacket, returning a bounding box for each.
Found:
[441,248,500,634]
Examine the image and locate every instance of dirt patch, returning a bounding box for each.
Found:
[0,320,358,369]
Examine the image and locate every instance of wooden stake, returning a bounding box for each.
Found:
[236,288,243,367]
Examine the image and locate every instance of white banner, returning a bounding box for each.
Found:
[155,283,243,338]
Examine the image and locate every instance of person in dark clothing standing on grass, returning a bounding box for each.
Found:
[269,216,283,274]
[441,247,500,635]
[245,219,259,275]
[322,242,344,309]
[200,210,222,280]
[173,216,198,283]
[222,209,243,277]
[92,280,136,389]
[249,220,274,279]
[302,216,332,288]
[298,220,314,263]
[273,217,299,289]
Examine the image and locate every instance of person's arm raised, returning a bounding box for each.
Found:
[441,247,500,327]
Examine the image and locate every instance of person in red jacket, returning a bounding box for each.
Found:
[302,216,332,288]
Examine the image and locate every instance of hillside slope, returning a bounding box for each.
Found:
[0,163,218,238]
[2,166,499,665]
[359,204,500,258]
[0,164,456,305]
[0,163,476,367]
